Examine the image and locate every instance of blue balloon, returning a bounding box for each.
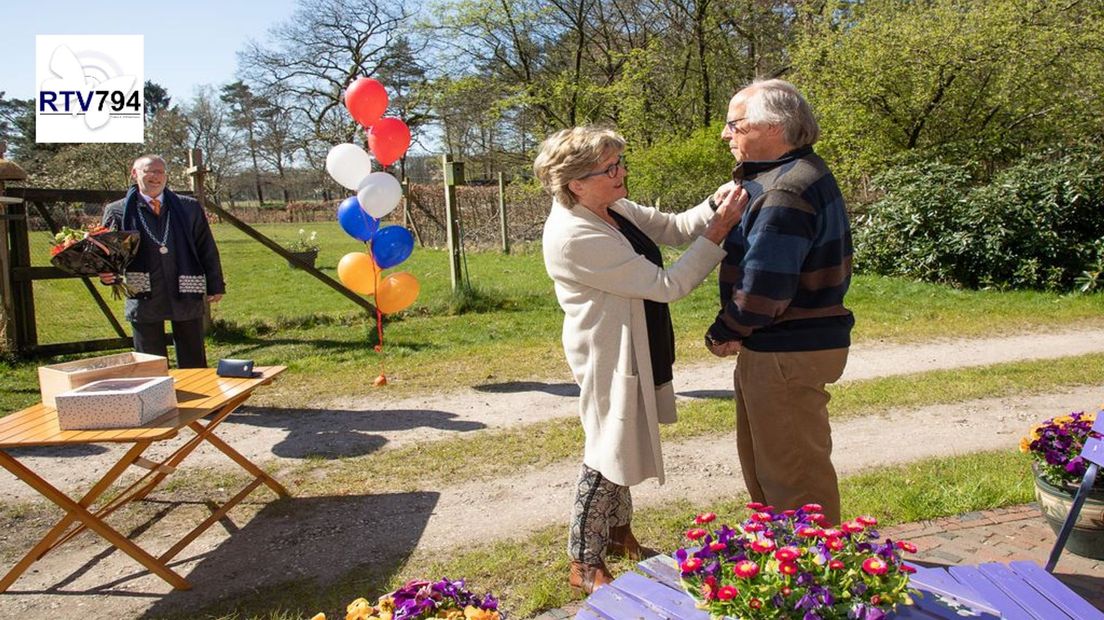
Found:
[372,226,414,268]
[337,196,379,242]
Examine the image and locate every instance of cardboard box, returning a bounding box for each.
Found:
[38,352,168,408]
[54,376,177,430]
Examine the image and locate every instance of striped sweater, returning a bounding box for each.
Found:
[706,146,854,352]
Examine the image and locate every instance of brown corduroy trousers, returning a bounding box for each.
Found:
[734,347,849,525]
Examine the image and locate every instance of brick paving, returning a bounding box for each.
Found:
[532,503,1103,619]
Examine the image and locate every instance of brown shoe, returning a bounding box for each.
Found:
[569,561,613,595]
[608,525,658,561]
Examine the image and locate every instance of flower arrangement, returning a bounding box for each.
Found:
[288,228,320,253]
[49,224,140,299]
[1021,409,1103,488]
[311,578,502,620]
[677,504,916,620]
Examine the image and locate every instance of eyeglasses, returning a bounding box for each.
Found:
[725,117,749,134]
[579,155,627,180]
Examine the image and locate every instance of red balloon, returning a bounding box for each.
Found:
[368,117,412,166]
[345,78,388,128]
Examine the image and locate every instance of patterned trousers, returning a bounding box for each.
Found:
[568,464,632,564]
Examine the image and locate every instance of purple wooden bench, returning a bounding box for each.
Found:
[575,554,1104,619]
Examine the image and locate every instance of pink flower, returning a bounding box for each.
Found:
[774,546,800,562]
[708,541,727,552]
[801,503,823,512]
[871,594,883,605]
[751,539,776,554]
[733,560,760,579]
[749,598,763,610]
[862,557,889,575]
[751,511,773,523]
[896,540,918,553]
[841,520,865,534]
[821,528,843,539]
[695,512,717,525]
[744,522,765,533]
[828,559,845,570]
[826,537,846,551]
[746,502,766,511]
[900,564,917,574]
[718,585,738,600]
[778,561,798,576]
[857,515,879,527]
[806,512,829,526]
[762,530,776,539]
[796,525,822,538]
[781,586,793,596]
[782,509,797,517]
[686,528,708,541]
[680,557,703,573]
[701,575,718,600]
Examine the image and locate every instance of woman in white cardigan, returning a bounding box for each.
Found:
[535,127,747,593]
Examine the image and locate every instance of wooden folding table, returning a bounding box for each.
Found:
[0,366,288,592]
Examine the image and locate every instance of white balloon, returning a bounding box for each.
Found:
[357,172,403,219]
[326,144,373,190]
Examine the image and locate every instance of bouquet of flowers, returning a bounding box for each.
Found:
[49,225,140,299]
[1021,409,1103,488]
[677,504,916,620]
[312,578,502,620]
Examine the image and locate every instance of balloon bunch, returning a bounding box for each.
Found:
[326,77,418,386]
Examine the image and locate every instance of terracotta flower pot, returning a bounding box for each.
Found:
[1032,464,1104,559]
[287,249,319,269]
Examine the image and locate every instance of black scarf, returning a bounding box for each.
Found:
[121,186,207,299]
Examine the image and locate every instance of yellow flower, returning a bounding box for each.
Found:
[1019,436,1031,453]
[346,597,374,620]
[441,610,465,620]
[463,606,500,620]
[311,615,326,620]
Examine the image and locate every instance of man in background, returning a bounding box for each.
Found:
[102,155,224,368]
[704,80,854,525]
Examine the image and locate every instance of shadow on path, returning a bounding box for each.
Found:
[230,406,486,459]
[473,381,579,397]
[137,491,440,618]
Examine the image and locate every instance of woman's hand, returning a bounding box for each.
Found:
[702,186,749,245]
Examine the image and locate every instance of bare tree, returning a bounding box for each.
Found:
[238,0,411,147]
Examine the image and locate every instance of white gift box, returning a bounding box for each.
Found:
[38,352,169,408]
[54,376,177,430]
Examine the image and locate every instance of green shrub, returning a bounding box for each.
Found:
[855,146,1104,290]
[626,122,734,211]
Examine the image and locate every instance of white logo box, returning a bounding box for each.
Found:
[54,376,177,430]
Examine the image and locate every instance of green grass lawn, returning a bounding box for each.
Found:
[3,221,1103,414]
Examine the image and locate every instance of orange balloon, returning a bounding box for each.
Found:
[337,252,380,295]
[376,272,420,314]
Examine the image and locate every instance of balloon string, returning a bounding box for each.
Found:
[370,239,387,384]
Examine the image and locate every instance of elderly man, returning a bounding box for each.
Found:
[102,155,225,368]
[704,79,854,525]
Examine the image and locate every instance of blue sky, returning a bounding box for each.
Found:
[0,0,299,103]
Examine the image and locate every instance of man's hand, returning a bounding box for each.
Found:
[705,335,741,357]
[208,294,223,303]
[98,273,116,285]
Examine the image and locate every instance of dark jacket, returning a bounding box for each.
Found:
[706,146,854,352]
[103,187,224,322]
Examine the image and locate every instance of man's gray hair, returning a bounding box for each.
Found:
[742,79,820,148]
[133,154,166,169]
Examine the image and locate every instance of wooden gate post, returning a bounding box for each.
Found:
[0,153,30,354]
[498,171,509,255]
[442,154,465,292]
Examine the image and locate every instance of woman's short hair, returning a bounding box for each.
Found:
[533,126,626,208]
[742,79,820,148]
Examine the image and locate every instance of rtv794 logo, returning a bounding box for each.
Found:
[39,90,141,114]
